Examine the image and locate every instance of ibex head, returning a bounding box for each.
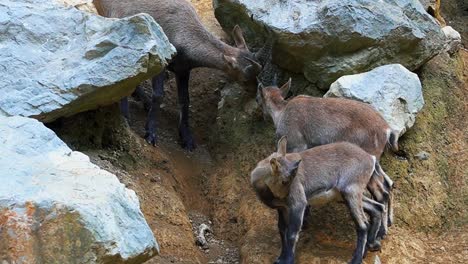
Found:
[222,25,263,85]
[256,77,291,120]
[269,136,302,186]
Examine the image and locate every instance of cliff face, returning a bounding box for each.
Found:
[1,1,465,264]
[380,51,467,230]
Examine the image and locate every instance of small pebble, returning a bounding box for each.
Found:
[415,151,430,160]
[374,255,381,264]
[150,177,159,183]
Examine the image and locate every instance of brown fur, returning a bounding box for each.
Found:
[257,80,398,236]
[252,142,375,207]
[260,93,393,156]
[251,137,384,264]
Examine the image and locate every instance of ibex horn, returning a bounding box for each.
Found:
[256,76,265,90]
[255,26,274,64]
[244,56,262,73]
[272,74,278,86]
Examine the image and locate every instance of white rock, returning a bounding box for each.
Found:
[374,255,382,264]
[415,151,430,160]
[325,64,424,136]
[0,116,158,263]
[442,26,462,54]
[0,0,175,122]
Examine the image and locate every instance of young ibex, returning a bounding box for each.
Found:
[251,137,385,264]
[95,0,267,150]
[256,79,398,237]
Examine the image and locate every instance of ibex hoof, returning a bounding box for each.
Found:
[273,259,292,264]
[377,230,387,240]
[367,240,382,252]
[182,138,196,151]
[179,126,196,151]
[388,215,394,227]
[377,225,388,240]
[145,133,157,146]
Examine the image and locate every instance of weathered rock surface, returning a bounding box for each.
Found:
[442,26,462,54]
[0,116,159,263]
[214,0,445,89]
[418,0,445,24]
[325,64,424,136]
[0,0,175,123]
[55,0,98,13]
[441,0,468,47]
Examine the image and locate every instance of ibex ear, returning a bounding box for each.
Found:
[270,157,280,175]
[277,136,287,156]
[279,78,292,98]
[232,25,249,51]
[223,55,238,68]
[289,158,302,177]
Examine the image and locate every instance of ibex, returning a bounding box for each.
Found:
[95,0,267,150]
[256,79,398,238]
[251,137,385,264]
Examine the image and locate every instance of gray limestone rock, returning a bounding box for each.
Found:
[0,115,159,263]
[0,0,175,122]
[325,64,424,136]
[214,0,445,89]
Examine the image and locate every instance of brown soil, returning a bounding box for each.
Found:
[50,1,468,264]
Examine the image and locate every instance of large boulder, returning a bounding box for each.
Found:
[0,116,158,263]
[324,64,424,136]
[0,0,175,122]
[213,0,445,89]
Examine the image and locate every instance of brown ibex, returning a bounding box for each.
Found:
[95,0,267,150]
[251,137,385,264]
[256,79,398,238]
